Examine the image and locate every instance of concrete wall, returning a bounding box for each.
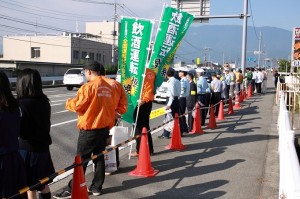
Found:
[85,21,119,46]
[3,36,71,63]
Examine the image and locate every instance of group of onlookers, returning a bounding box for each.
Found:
[1,69,54,199]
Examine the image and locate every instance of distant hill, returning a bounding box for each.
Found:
[176,25,292,66]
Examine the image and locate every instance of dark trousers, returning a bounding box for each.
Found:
[211,92,221,116]
[187,106,194,132]
[162,97,179,138]
[68,128,109,191]
[251,79,255,93]
[179,97,188,134]
[225,84,230,103]
[255,83,262,93]
[197,94,206,125]
[133,102,154,154]
[205,93,211,117]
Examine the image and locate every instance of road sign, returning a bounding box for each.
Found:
[171,0,210,23]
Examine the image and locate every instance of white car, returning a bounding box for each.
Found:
[63,68,87,91]
[154,81,168,103]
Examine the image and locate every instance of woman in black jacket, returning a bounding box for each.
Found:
[186,73,197,132]
[0,71,27,199]
[16,69,54,199]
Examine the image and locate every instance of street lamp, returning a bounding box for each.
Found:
[85,54,90,63]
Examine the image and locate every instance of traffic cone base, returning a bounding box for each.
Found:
[189,103,204,134]
[166,113,186,150]
[207,105,217,129]
[129,127,159,177]
[71,155,89,199]
[233,94,241,109]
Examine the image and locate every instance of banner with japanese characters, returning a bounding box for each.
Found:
[149,7,194,90]
[118,17,153,124]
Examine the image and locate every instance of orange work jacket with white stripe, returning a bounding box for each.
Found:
[65,76,116,130]
[102,76,128,114]
[141,68,156,102]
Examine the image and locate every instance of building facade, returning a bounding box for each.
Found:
[2,33,113,65]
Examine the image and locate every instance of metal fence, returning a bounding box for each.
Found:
[276,73,300,130]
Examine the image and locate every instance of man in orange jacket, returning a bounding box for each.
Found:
[130,68,155,157]
[54,61,119,198]
[101,69,128,171]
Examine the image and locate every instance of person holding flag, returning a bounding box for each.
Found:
[130,68,156,157]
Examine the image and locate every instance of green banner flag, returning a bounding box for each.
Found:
[118,17,153,124]
[149,7,194,89]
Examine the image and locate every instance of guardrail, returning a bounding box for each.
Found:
[278,92,300,199]
[8,75,116,85]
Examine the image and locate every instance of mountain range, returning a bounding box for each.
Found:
[175,25,292,67]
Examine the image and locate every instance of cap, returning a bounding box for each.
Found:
[84,61,105,74]
[178,67,189,72]
[196,68,204,73]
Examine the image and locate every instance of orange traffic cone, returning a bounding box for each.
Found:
[207,105,217,129]
[240,89,244,102]
[233,94,241,109]
[247,85,252,98]
[71,155,89,199]
[217,100,225,120]
[129,127,159,177]
[227,97,234,115]
[165,113,186,150]
[243,89,247,100]
[189,103,204,134]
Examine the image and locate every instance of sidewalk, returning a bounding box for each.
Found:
[51,80,279,199]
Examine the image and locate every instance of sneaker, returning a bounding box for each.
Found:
[88,186,102,196]
[53,190,71,199]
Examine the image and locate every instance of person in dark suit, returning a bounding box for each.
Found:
[186,72,197,132]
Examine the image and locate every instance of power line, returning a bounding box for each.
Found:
[0,0,103,19]
[248,0,259,40]
[0,5,109,22]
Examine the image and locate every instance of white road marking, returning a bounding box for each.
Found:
[51,119,77,127]
[52,110,69,114]
[50,99,67,103]
[48,93,75,98]
[50,103,63,106]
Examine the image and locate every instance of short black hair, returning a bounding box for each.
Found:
[166,67,175,77]
[84,61,105,74]
[187,72,194,79]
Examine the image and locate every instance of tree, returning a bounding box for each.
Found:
[278,59,291,73]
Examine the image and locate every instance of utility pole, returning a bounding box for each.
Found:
[73,0,118,67]
[258,32,262,68]
[240,0,248,74]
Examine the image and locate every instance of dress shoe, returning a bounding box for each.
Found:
[158,135,169,139]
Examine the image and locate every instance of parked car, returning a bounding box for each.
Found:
[63,68,87,91]
[154,81,168,103]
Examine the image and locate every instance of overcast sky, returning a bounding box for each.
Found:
[0,0,299,54]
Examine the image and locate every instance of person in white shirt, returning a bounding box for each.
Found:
[255,68,264,94]
[159,68,180,139]
[262,68,268,93]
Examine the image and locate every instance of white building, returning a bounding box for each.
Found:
[2,32,113,65]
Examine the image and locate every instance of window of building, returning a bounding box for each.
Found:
[31,47,40,58]
[82,51,87,59]
[103,55,105,64]
[89,52,94,61]
[96,53,101,61]
[73,50,79,59]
